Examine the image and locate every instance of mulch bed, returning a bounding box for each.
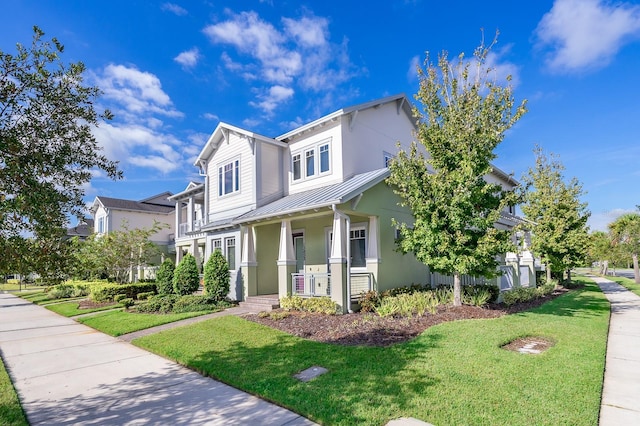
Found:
[77,299,119,310]
[245,287,569,347]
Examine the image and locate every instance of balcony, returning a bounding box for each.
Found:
[178,220,204,237]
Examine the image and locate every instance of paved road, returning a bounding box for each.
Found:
[0,293,316,425]
[591,276,640,425]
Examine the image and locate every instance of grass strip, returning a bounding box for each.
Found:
[45,300,121,317]
[604,274,640,297]
[135,278,608,426]
[0,357,28,426]
[78,310,215,336]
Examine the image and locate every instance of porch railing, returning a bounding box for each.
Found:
[291,273,331,297]
[178,220,204,237]
[350,272,374,298]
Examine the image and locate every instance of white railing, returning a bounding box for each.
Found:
[178,223,189,237]
[350,272,374,298]
[178,220,204,237]
[291,273,331,297]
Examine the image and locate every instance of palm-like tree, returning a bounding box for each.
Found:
[609,213,640,283]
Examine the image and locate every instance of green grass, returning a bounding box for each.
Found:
[45,300,121,317]
[135,278,609,426]
[16,291,85,306]
[0,357,28,426]
[0,283,45,292]
[604,274,640,297]
[77,310,215,336]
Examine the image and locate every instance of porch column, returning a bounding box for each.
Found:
[241,225,258,299]
[191,239,201,271]
[277,220,296,298]
[329,211,348,313]
[505,252,521,288]
[365,216,380,291]
[175,201,181,238]
[187,196,194,232]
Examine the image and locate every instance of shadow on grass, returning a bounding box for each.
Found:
[183,329,444,425]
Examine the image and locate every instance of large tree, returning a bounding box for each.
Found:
[520,147,590,282]
[0,26,121,272]
[588,231,612,275]
[609,213,640,283]
[388,37,527,306]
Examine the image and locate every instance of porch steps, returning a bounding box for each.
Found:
[239,295,280,312]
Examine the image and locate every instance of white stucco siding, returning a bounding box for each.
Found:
[285,123,344,194]
[206,132,256,218]
[109,210,174,244]
[257,142,284,206]
[342,101,416,178]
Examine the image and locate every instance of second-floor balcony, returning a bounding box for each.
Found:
[178,219,204,237]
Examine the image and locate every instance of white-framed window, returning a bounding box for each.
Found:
[292,139,331,182]
[212,239,222,253]
[218,158,240,197]
[97,217,105,233]
[350,228,366,268]
[383,151,393,168]
[225,237,236,270]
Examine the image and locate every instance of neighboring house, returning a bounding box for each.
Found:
[65,218,94,241]
[89,192,176,280]
[171,94,534,312]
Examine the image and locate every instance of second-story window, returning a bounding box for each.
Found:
[305,149,315,177]
[218,158,240,197]
[292,139,331,182]
[292,153,301,180]
[97,217,105,233]
[320,144,330,173]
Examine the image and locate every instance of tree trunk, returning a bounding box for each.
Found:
[566,269,572,283]
[633,253,640,284]
[453,272,462,306]
[546,263,552,283]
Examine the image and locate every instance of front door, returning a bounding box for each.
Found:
[293,233,305,293]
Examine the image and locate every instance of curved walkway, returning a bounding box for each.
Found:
[590,276,640,425]
[0,293,316,425]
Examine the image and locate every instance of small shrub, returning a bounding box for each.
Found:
[359,290,381,312]
[258,311,270,318]
[269,311,291,320]
[172,294,218,313]
[113,294,128,303]
[463,286,492,307]
[303,297,338,315]
[280,294,305,311]
[156,259,175,295]
[433,286,454,304]
[136,294,179,313]
[413,291,439,315]
[203,250,230,301]
[90,282,156,302]
[173,254,200,296]
[72,284,90,298]
[120,298,135,309]
[136,291,155,301]
[502,287,538,306]
[374,298,400,317]
[49,284,75,299]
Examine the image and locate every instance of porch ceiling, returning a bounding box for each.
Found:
[234,168,390,224]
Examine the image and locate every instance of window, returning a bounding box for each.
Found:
[218,159,239,196]
[212,239,222,253]
[292,153,301,180]
[97,217,105,233]
[320,144,330,173]
[350,228,366,267]
[305,149,315,177]
[225,237,236,270]
[383,152,393,168]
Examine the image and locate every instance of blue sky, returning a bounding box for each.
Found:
[2,0,640,231]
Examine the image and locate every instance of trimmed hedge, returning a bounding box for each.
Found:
[90,282,157,302]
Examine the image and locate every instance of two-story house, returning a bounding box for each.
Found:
[171,94,533,312]
[89,192,176,280]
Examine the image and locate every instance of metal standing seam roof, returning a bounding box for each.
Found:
[233,168,391,224]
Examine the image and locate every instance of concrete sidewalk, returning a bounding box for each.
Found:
[0,293,316,425]
[590,276,640,425]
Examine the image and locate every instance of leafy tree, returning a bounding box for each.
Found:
[520,147,590,282]
[609,213,640,283]
[388,36,526,306]
[588,231,612,275]
[156,258,175,295]
[75,221,166,283]
[173,254,200,295]
[0,26,121,273]
[203,250,230,301]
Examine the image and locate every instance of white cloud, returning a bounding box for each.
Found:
[203,10,358,115]
[535,0,640,73]
[95,64,182,118]
[174,48,200,68]
[588,208,636,232]
[161,3,187,16]
[249,85,295,116]
[202,112,219,121]
[407,55,420,82]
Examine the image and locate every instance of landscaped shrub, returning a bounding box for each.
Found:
[374,298,400,317]
[113,294,128,303]
[279,295,338,315]
[359,290,381,312]
[203,250,230,301]
[120,298,135,309]
[374,292,439,318]
[135,294,179,313]
[156,258,175,295]
[173,254,200,296]
[536,280,557,296]
[433,286,454,304]
[49,283,75,299]
[502,287,538,306]
[136,291,155,301]
[89,282,157,302]
[172,295,221,313]
[463,286,493,307]
[280,294,305,311]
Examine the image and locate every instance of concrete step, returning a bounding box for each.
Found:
[239,295,280,312]
[238,301,280,312]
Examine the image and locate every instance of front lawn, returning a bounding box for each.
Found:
[45,300,121,317]
[77,310,216,336]
[134,278,609,425]
[0,358,28,426]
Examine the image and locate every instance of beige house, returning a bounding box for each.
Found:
[171,94,534,312]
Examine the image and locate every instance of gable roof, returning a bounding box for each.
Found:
[91,194,174,215]
[234,168,390,224]
[168,182,205,201]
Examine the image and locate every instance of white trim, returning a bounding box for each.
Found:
[290,138,332,183]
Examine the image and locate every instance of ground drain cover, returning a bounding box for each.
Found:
[294,366,328,382]
[502,337,554,354]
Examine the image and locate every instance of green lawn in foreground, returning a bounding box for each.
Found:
[135,278,609,426]
[77,310,215,336]
[45,300,121,317]
[605,275,640,297]
[0,358,28,426]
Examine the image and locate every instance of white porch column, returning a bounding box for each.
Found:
[187,196,194,232]
[191,239,200,271]
[329,210,349,313]
[330,213,346,260]
[365,215,380,292]
[277,220,296,298]
[241,225,258,300]
[174,202,180,237]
